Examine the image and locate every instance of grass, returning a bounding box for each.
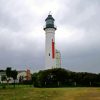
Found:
[0,85,100,100]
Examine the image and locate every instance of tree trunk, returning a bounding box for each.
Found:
[14,79,15,88]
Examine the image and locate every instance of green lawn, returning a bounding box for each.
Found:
[0,86,100,100]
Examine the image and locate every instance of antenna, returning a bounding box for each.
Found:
[49,11,51,15]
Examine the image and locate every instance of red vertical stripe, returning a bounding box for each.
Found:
[52,39,55,59]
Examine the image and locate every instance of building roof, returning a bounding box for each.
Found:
[45,14,54,21]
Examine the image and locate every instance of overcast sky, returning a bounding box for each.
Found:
[0,0,100,73]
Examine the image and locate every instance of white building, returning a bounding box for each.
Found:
[0,69,31,83]
[44,14,57,69]
[56,50,61,68]
[0,71,14,83]
[17,69,31,83]
[44,14,61,69]
[0,71,6,83]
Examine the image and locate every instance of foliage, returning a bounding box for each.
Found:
[11,70,18,88]
[5,67,18,88]
[1,75,6,82]
[6,67,11,78]
[11,70,18,80]
[1,75,6,88]
[32,68,100,87]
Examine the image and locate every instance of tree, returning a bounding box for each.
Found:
[32,73,38,87]
[1,75,6,83]
[32,68,72,87]
[32,68,99,87]
[6,67,11,84]
[11,70,18,88]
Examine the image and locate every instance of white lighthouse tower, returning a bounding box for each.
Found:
[44,14,57,69]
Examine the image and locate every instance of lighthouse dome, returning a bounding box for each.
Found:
[44,14,56,30]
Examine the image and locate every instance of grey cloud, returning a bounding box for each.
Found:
[55,0,100,73]
[0,0,100,73]
[0,0,37,33]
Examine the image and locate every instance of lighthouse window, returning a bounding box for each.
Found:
[49,53,50,56]
[47,19,53,24]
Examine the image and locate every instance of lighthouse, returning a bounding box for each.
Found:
[44,14,57,69]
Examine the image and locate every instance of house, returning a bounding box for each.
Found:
[17,69,31,83]
[0,69,32,83]
[0,70,6,83]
